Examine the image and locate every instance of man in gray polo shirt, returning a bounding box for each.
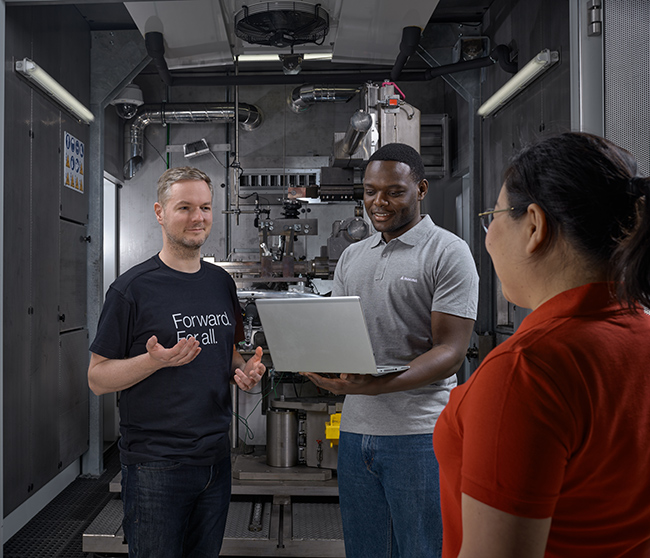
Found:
[304,143,479,558]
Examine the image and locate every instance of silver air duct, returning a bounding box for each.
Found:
[123,103,263,179]
[288,85,360,113]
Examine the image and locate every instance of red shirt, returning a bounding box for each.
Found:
[434,283,650,557]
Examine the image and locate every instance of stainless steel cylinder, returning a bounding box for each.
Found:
[340,109,373,156]
[266,409,298,467]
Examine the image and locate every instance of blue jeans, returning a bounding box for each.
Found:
[121,455,231,558]
[337,432,442,558]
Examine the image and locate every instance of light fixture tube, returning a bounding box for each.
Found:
[477,49,559,118]
[15,58,95,124]
[237,53,333,63]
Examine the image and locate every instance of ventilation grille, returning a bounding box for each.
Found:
[420,114,449,178]
[604,0,650,175]
[239,168,320,190]
[234,2,329,48]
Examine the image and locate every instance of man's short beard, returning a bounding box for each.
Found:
[166,233,206,258]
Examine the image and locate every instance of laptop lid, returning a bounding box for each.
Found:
[255,296,407,375]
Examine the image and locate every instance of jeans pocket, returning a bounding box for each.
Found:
[137,460,182,472]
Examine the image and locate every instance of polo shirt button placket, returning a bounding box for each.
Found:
[376,244,391,281]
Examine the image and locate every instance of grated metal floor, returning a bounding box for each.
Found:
[3,445,121,558]
[4,445,341,558]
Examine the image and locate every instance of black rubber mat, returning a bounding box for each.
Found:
[3,445,121,558]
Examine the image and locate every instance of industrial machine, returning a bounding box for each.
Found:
[220,81,428,553]
[215,81,429,282]
[221,78,427,468]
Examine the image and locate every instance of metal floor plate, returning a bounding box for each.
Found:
[82,497,127,554]
[83,498,345,556]
[292,503,344,541]
[224,501,272,540]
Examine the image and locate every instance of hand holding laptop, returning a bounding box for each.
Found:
[300,370,399,396]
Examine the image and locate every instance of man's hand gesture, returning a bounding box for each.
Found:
[234,346,266,391]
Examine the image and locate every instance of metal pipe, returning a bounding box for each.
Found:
[492,44,518,73]
[164,57,499,86]
[288,85,361,113]
[164,49,511,86]
[337,109,372,158]
[123,103,262,179]
[145,31,173,86]
[172,71,397,86]
[230,384,239,450]
[143,32,514,87]
[421,53,506,80]
[233,59,241,223]
[391,26,422,81]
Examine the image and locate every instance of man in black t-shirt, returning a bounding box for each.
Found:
[88,166,265,558]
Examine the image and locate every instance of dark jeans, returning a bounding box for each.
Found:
[121,455,231,558]
[337,431,443,558]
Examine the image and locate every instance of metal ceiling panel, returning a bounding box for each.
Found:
[332,0,440,65]
[125,0,439,69]
[125,0,233,69]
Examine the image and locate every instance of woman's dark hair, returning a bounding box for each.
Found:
[504,132,650,309]
[367,143,426,183]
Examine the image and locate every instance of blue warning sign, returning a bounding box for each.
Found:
[64,131,85,194]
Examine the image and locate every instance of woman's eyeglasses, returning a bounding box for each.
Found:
[478,207,515,233]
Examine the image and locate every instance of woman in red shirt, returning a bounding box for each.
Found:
[434,132,650,558]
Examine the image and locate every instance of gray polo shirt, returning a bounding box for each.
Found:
[333,215,479,435]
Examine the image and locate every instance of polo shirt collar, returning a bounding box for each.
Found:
[370,214,434,248]
[519,282,638,334]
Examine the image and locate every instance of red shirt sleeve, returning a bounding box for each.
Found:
[456,352,578,518]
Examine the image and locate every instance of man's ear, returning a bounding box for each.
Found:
[154,202,164,225]
[417,178,429,201]
[525,203,548,254]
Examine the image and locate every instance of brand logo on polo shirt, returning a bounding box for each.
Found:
[400,276,418,283]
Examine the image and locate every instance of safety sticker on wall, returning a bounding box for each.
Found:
[64,131,85,194]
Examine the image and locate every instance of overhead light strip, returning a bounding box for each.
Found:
[237,53,333,63]
[15,58,95,124]
[477,49,559,118]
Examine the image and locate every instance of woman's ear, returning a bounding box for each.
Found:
[525,203,548,255]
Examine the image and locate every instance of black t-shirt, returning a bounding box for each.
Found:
[90,255,244,465]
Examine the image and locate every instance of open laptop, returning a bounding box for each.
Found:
[255,296,409,376]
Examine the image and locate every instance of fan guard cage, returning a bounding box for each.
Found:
[234,2,330,48]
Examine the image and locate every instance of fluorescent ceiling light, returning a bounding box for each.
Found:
[303,53,334,61]
[477,49,559,118]
[15,58,95,124]
[237,53,333,63]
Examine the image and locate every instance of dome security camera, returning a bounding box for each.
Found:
[111,84,144,119]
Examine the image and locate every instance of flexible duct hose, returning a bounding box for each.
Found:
[123,103,263,179]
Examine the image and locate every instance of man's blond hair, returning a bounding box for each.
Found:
[157,167,213,207]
